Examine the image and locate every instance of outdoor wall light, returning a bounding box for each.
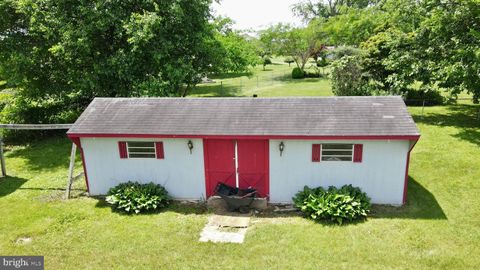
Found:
[187,140,194,154]
[279,141,285,156]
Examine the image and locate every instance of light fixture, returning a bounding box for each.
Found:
[279,141,285,156]
[187,140,194,154]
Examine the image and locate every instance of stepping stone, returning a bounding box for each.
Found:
[199,215,250,244]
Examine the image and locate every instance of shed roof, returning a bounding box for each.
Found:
[67,96,419,138]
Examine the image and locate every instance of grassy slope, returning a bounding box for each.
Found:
[0,68,479,268]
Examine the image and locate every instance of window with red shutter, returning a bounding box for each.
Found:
[353,144,363,163]
[118,141,128,159]
[312,144,321,162]
[155,142,164,159]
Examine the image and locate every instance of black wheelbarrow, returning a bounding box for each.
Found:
[214,182,257,213]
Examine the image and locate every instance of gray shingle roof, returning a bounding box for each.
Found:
[67,96,419,137]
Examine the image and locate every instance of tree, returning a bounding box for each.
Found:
[319,7,386,45]
[212,16,260,73]
[284,56,295,66]
[0,0,218,124]
[279,25,321,70]
[292,0,375,22]
[258,23,291,56]
[262,56,272,71]
[359,0,480,101]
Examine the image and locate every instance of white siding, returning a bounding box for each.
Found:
[269,140,410,205]
[81,138,206,200]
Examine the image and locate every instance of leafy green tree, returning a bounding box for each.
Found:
[214,31,259,73]
[258,23,291,56]
[278,25,322,71]
[0,0,217,124]
[212,16,260,73]
[292,0,376,22]
[319,7,386,45]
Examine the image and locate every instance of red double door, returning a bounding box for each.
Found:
[204,140,269,198]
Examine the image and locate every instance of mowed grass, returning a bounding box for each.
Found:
[189,58,333,97]
[0,102,479,269]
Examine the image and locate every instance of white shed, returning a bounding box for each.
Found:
[68,96,420,205]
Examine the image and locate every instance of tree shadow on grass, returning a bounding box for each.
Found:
[371,177,447,220]
[190,84,245,97]
[0,176,28,197]
[413,103,480,146]
[5,137,73,171]
[208,72,253,80]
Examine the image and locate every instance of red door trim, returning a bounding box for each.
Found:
[264,140,270,199]
[202,139,210,199]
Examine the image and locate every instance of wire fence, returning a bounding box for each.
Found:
[196,68,329,96]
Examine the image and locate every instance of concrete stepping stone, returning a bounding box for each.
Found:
[199,215,250,244]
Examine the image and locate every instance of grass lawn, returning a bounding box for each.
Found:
[189,58,333,97]
[0,101,479,269]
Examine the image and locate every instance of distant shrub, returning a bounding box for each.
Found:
[404,87,445,106]
[305,70,320,78]
[293,185,371,225]
[106,182,170,214]
[292,67,305,79]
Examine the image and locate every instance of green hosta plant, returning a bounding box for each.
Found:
[106,182,170,214]
[293,185,371,225]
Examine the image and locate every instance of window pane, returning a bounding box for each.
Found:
[128,147,155,153]
[321,156,352,161]
[322,144,353,150]
[129,153,156,158]
[127,142,154,148]
[322,150,353,156]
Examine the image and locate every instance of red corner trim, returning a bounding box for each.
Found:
[402,138,420,204]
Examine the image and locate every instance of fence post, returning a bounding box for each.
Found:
[220,81,223,92]
[422,99,425,117]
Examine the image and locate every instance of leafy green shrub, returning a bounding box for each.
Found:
[404,87,445,106]
[292,67,305,79]
[106,182,170,214]
[330,55,371,96]
[293,185,371,225]
[305,70,320,78]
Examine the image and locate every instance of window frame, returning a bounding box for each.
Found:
[126,141,157,159]
[321,143,354,162]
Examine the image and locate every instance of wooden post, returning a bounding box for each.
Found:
[422,99,425,117]
[65,143,77,199]
[0,137,6,177]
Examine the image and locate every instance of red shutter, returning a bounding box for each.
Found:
[312,144,321,162]
[118,141,128,159]
[354,144,363,163]
[155,142,164,159]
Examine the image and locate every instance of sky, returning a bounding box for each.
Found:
[212,0,304,31]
